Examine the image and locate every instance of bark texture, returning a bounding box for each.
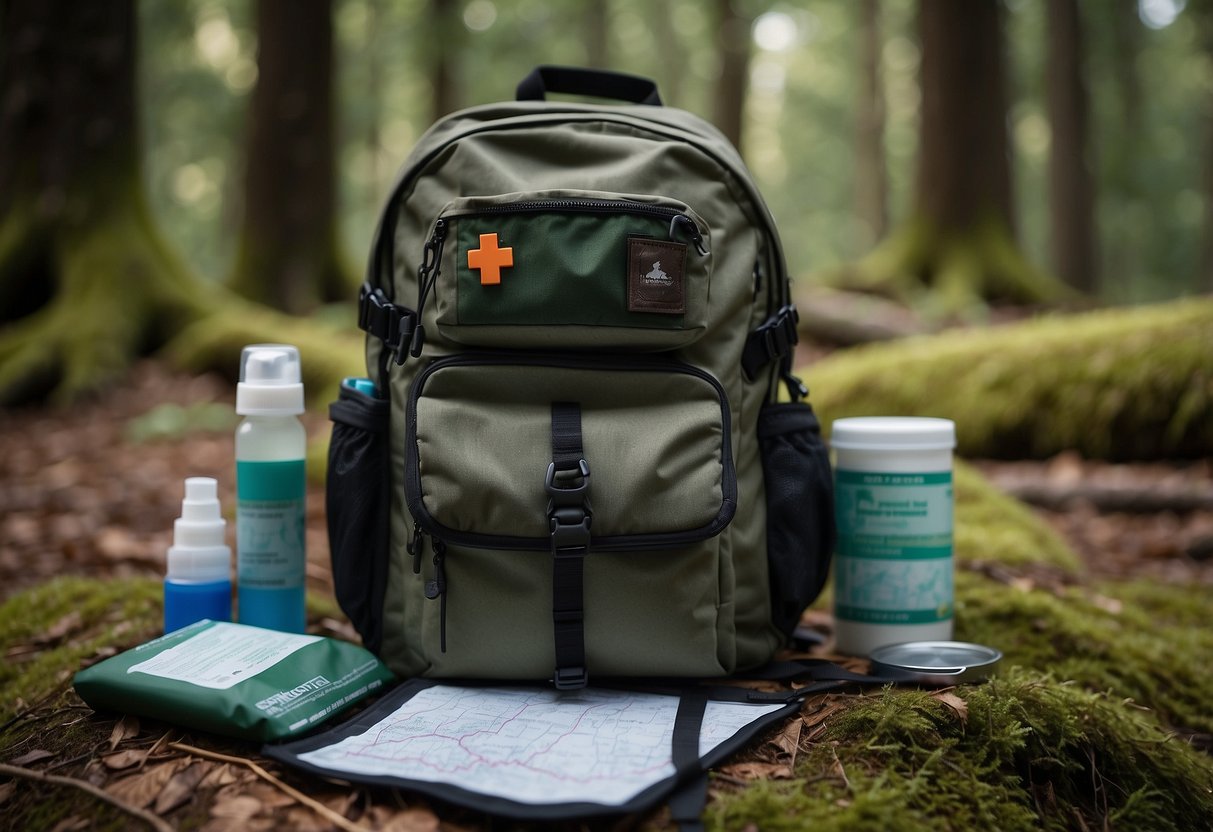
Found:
[836,0,1070,312]
[713,0,751,153]
[0,0,209,402]
[229,0,351,313]
[1047,0,1097,293]
[854,0,889,245]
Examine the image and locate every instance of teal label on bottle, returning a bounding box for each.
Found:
[236,460,306,589]
[834,470,953,625]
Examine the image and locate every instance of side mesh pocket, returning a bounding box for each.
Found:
[327,381,390,653]
[758,401,836,636]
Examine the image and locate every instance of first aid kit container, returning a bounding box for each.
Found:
[830,417,956,656]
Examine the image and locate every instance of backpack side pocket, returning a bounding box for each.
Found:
[758,401,836,637]
[327,381,390,653]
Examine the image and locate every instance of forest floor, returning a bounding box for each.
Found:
[1,361,1212,830]
[6,360,1209,603]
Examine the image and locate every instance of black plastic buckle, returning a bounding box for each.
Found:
[763,304,800,358]
[549,510,592,553]
[553,665,588,690]
[544,459,591,511]
[385,308,417,366]
[742,304,801,381]
[358,283,419,366]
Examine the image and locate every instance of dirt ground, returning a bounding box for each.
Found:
[2,360,1211,605]
[2,360,1212,831]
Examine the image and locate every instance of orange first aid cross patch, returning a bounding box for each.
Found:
[467,233,514,285]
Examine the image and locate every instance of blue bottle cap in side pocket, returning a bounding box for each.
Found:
[343,377,377,397]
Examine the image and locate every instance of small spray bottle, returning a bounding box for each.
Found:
[235,344,307,633]
[164,477,233,633]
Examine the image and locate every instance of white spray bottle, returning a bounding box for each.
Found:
[164,477,232,633]
[235,344,307,633]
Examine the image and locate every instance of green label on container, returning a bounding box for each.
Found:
[834,469,953,624]
[237,459,306,589]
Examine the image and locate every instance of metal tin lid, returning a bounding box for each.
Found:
[869,641,1002,686]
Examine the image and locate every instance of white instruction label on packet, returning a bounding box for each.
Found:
[128,622,321,690]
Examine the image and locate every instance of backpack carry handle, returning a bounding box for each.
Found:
[516,65,663,106]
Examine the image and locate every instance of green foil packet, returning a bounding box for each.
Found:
[73,620,395,741]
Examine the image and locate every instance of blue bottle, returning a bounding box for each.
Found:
[164,477,233,633]
[235,344,307,633]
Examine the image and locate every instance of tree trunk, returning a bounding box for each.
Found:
[1192,0,1213,291]
[713,0,751,153]
[0,0,209,402]
[854,0,889,246]
[653,2,686,107]
[228,0,351,314]
[584,0,610,69]
[429,0,462,122]
[915,0,1012,233]
[1046,0,1097,293]
[841,0,1069,312]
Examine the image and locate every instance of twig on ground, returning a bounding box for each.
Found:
[0,761,174,832]
[168,742,371,832]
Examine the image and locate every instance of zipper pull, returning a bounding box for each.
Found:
[424,543,446,600]
[407,524,425,574]
[424,539,448,653]
[670,214,709,256]
[411,219,448,359]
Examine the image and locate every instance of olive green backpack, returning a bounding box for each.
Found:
[327,67,834,689]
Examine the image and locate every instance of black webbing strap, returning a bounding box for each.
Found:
[737,658,906,687]
[667,689,709,832]
[546,402,592,690]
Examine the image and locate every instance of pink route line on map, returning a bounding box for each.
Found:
[335,691,674,783]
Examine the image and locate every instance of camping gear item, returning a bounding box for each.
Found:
[266,679,801,823]
[236,344,307,633]
[164,477,232,633]
[831,417,957,656]
[327,65,835,688]
[868,641,1003,685]
[73,620,394,741]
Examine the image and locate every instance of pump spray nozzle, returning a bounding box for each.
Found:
[164,477,233,633]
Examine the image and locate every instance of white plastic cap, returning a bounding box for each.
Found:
[236,344,304,415]
[830,417,957,451]
[167,477,231,581]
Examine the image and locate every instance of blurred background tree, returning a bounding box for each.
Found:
[0,0,210,402]
[136,0,1210,305]
[227,0,355,313]
[2,0,1211,402]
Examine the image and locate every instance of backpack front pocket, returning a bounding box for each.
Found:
[405,353,735,548]
[402,353,737,682]
[423,191,712,351]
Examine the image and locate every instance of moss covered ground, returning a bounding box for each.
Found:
[3,463,1212,830]
[706,458,1213,830]
[804,297,1213,460]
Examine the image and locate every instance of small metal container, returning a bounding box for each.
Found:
[868,641,1002,686]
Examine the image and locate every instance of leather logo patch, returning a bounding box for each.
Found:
[627,237,686,315]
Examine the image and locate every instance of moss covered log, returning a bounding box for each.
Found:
[803,297,1213,460]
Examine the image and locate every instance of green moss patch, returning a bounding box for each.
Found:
[710,669,1213,832]
[0,576,163,723]
[954,460,1079,572]
[956,572,1213,736]
[804,298,1213,460]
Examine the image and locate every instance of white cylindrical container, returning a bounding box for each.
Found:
[830,417,956,656]
[235,344,307,634]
